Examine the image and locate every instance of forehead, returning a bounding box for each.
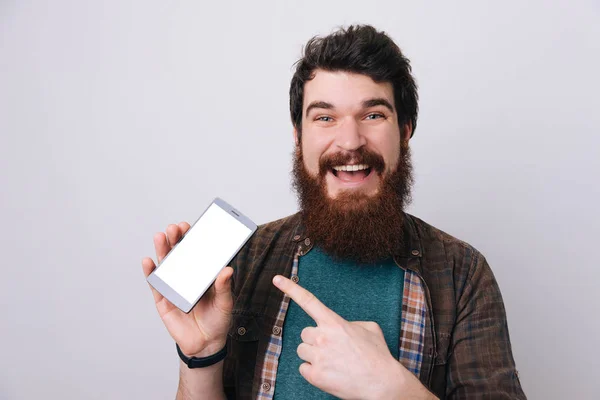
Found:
[303,70,394,111]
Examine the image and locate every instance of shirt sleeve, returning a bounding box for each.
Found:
[446,251,527,399]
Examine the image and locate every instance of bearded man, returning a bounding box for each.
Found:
[142,25,526,400]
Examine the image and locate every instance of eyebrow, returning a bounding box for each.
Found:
[304,97,395,117]
[305,101,334,116]
[362,98,394,113]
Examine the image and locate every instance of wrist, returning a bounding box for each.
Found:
[177,342,228,369]
[367,358,403,400]
[183,340,227,358]
[369,358,437,400]
[177,357,226,400]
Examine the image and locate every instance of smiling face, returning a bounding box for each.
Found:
[295,69,406,200]
[291,69,414,263]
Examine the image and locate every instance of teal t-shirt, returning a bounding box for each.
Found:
[273,247,405,399]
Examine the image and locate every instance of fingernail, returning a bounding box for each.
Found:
[273,275,282,285]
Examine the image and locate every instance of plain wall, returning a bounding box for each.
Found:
[1,1,598,398]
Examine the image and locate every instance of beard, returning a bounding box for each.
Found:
[291,140,414,264]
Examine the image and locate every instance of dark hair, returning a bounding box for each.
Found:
[289,25,418,140]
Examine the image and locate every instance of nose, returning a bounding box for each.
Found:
[334,119,367,152]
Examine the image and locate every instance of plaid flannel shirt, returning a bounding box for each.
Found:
[223,212,526,399]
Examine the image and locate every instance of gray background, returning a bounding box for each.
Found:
[1,0,598,399]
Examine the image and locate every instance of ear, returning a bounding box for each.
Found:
[402,121,413,142]
[293,127,300,147]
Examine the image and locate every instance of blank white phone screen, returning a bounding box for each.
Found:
[154,203,251,304]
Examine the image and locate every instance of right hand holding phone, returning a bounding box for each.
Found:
[142,222,234,358]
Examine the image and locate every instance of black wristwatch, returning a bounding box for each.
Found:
[176,343,228,368]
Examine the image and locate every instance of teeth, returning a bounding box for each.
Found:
[333,164,369,172]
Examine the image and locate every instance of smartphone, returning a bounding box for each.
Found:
[147,197,257,313]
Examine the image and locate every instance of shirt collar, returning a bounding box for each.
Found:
[290,211,423,260]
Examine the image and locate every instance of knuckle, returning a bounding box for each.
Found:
[359,321,383,335]
[297,344,308,359]
[300,364,313,382]
[365,321,378,329]
[308,370,322,387]
[314,352,325,366]
[315,333,327,346]
[368,321,382,332]
[329,321,345,335]
[300,327,310,340]
[301,291,316,306]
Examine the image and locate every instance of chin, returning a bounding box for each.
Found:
[325,176,381,200]
[326,188,380,210]
[327,181,380,198]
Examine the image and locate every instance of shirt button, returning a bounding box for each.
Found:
[262,382,271,391]
[272,326,281,335]
[411,249,420,256]
[291,275,299,283]
[237,327,246,336]
[304,238,311,246]
[293,234,301,241]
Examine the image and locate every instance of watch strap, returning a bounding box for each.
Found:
[176,343,227,368]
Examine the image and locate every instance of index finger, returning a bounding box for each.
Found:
[272,275,341,325]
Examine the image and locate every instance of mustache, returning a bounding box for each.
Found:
[318,147,386,177]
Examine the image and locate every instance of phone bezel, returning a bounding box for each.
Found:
[146,197,257,313]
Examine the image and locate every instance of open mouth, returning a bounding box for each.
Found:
[330,164,373,183]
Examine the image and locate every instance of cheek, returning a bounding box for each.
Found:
[301,136,331,175]
[377,130,402,171]
[300,142,322,176]
[370,138,400,172]
[386,146,401,171]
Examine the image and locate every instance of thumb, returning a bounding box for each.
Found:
[213,266,234,308]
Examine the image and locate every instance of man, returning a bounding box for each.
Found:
[142,25,526,399]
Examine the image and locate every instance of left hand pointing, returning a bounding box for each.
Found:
[272,275,437,400]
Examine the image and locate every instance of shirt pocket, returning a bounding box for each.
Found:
[429,332,452,398]
[434,332,452,365]
[225,314,261,396]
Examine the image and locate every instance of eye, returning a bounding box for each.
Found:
[316,116,333,122]
[365,113,385,120]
